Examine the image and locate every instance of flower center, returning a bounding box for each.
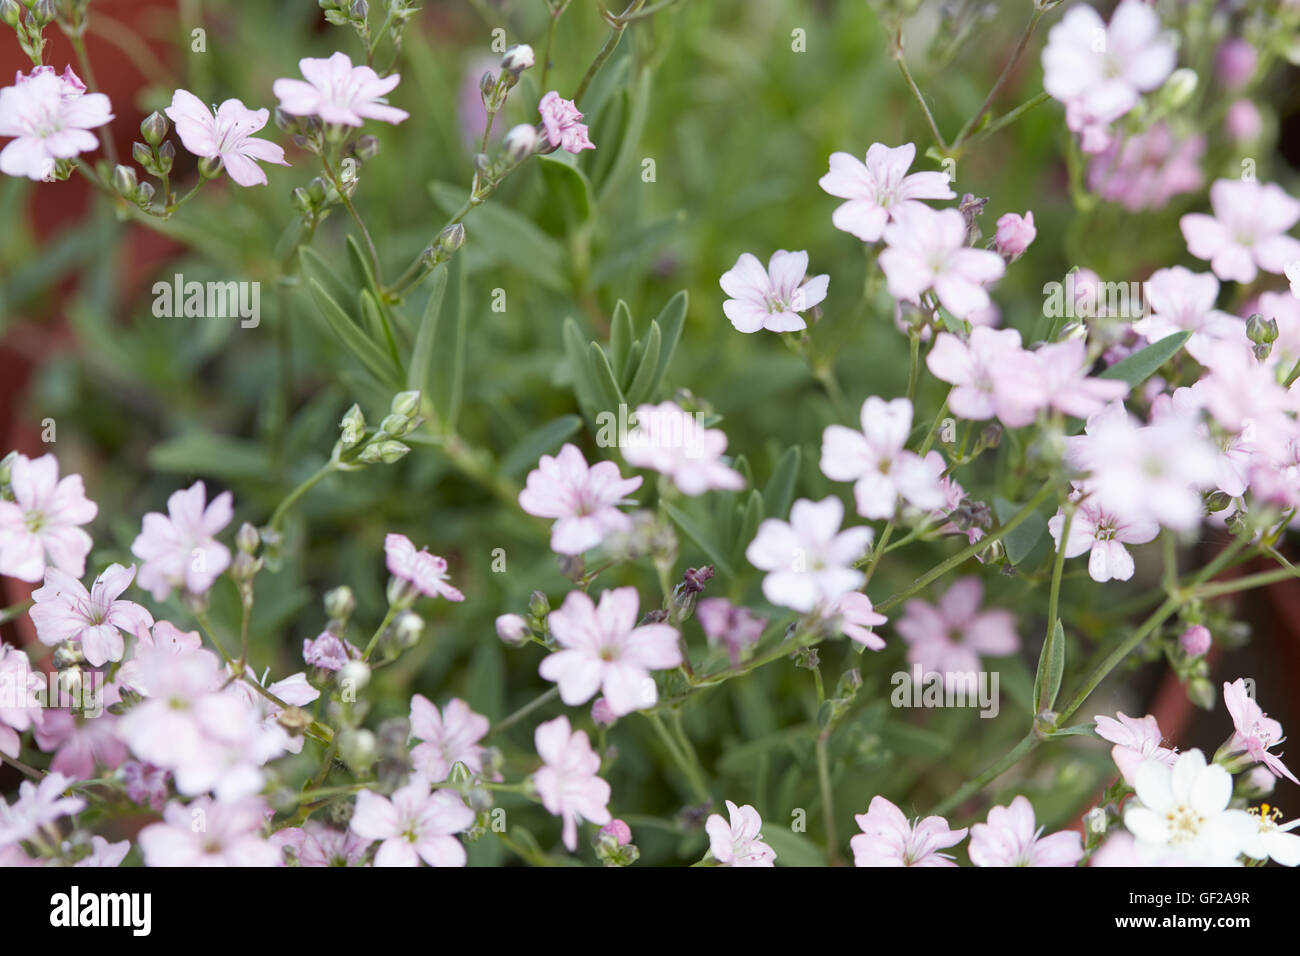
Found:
[1164,803,1207,844]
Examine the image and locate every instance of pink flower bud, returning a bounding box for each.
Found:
[495,613,529,646]
[994,211,1036,259]
[599,819,632,846]
[591,697,617,727]
[1215,39,1257,91]
[1180,624,1211,658]
[1225,100,1262,143]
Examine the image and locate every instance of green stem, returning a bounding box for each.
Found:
[267,461,336,533]
[893,31,947,152]
[572,0,648,107]
[0,600,33,626]
[645,711,709,802]
[361,604,400,661]
[815,734,840,864]
[951,6,1045,151]
[489,686,561,737]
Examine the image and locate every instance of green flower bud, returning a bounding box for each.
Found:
[338,727,377,773]
[0,0,20,28]
[140,110,169,147]
[157,140,175,174]
[358,440,410,464]
[111,164,138,197]
[291,187,313,216]
[131,141,153,169]
[435,223,465,258]
[324,585,356,621]
[30,0,54,26]
[135,182,155,206]
[236,522,260,554]
[339,403,366,447]
[378,412,415,438]
[528,590,550,620]
[389,390,421,417]
[198,155,224,179]
[354,134,379,161]
[394,610,424,648]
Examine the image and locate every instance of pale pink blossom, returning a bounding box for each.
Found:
[828,591,887,650]
[384,533,464,602]
[1087,123,1204,212]
[115,620,202,695]
[273,821,370,867]
[0,66,113,180]
[540,587,680,716]
[350,782,473,867]
[532,715,612,851]
[1041,2,1175,154]
[720,250,829,333]
[1131,266,1242,366]
[1093,711,1178,785]
[926,327,1045,427]
[820,396,946,519]
[409,695,492,781]
[850,795,967,867]
[229,668,320,756]
[1047,488,1158,583]
[745,497,873,614]
[1225,100,1263,143]
[538,91,593,153]
[695,598,767,666]
[519,443,642,555]
[1180,179,1300,284]
[1216,39,1258,90]
[130,481,232,601]
[706,800,776,867]
[1034,338,1129,419]
[994,211,1036,259]
[302,630,359,671]
[818,142,954,242]
[1223,678,1297,784]
[164,89,288,187]
[879,204,1006,319]
[0,642,41,759]
[33,683,127,780]
[121,762,169,811]
[896,577,1019,689]
[0,773,85,846]
[72,835,131,867]
[138,796,279,867]
[969,795,1083,867]
[0,452,97,582]
[622,402,744,495]
[273,52,408,126]
[30,563,153,666]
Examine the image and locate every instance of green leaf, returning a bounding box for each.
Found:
[993,496,1049,566]
[1049,723,1100,738]
[760,826,827,868]
[595,66,653,204]
[538,152,593,223]
[587,341,625,413]
[345,234,382,300]
[500,415,584,477]
[562,317,600,418]
[761,446,799,519]
[1098,331,1191,386]
[1032,619,1065,716]
[407,263,448,395]
[304,276,400,386]
[428,181,567,292]
[359,289,401,371]
[610,300,633,375]
[433,253,469,429]
[663,500,735,578]
[147,432,272,482]
[298,246,354,312]
[623,320,661,406]
[647,290,688,396]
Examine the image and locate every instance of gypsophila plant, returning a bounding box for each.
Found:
[0,0,1299,869]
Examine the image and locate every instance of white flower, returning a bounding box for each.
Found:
[1239,805,1300,867]
[706,800,776,866]
[1123,749,1256,865]
[745,497,873,613]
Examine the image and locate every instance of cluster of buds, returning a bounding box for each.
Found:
[593,819,640,867]
[480,44,534,115]
[467,45,538,198]
[417,222,466,271]
[229,522,264,606]
[2,0,54,64]
[51,642,87,717]
[130,112,176,202]
[319,0,368,29]
[495,589,552,648]
[289,174,334,227]
[111,163,157,211]
[331,390,422,471]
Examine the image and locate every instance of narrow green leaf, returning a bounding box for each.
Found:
[663,500,735,578]
[298,246,354,311]
[760,827,827,868]
[587,341,625,412]
[1098,331,1191,386]
[1033,619,1066,715]
[761,446,800,519]
[359,289,401,371]
[623,320,661,405]
[562,317,600,418]
[407,263,448,394]
[305,278,399,386]
[435,253,469,429]
[648,290,688,396]
[500,415,584,477]
[147,432,272,482]
[345,234,382,300]
[993,496,1049,566]
[610,300,633,375]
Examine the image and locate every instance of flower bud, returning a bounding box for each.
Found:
[1187,676,1215,710]
[599,819,631,846]
[349,0,367,21]
[528,590,551,619]
[1225,99,1262,144]
[479,71,497,105]
[389,390,421,417]
[1216,39,1257,91]
[197,155,224,179]
[354,134,379,162]
[276,706,313,738]
[394,610,424,648]
[495,613,530,646]
[501,44,535,76]
[111,164,138,197]
[994,211,1036,260]
[1246,313,1278,346]
[157,140,175,174]
[307,176,328,205]
[132,141,153,169]
[339,403,366,447]
[135,182,155,206]
[1158,68,1198,111]
[339,659,371,692]
[1179,624,1212,658]
[291,186,313,216]
[338,727,377,773]
[1204,490,1233,513]
[358,440,410,464]
[236,521,259,555]
[435,222,465,258]
[591,697,617,727]
[378,412,414,438]
[31,0,54,26]
[0,0,20,28]
[52,643,83,669]
[324,585,356,621]
[502,123,539,164]
[140,110,169,147]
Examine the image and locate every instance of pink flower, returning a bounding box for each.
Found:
[540,587,680,716]
[695,598,767,666]
[1041,2,1174,153]
[33,684,128,780]
[121,762,169,811]
[384,533,464,602]
[273,51,408,126]
[538,91,593,153]
[130,481,233,601]
[1223,678,1297,784]
[1034,338,1129,420]
[1047,488,1158,583]
[1180,179,1300,284]
[879,205,1006,319]
[896,577,1019,690]
[138,796,279,867]
[818,142,954,242]
[994,211,1036,259]
[705,801,776,867]
[1087,123,1204,212]
[926,327,1045,427]
[621,402,744,495]
[0,642,42,759]
[1179,624,1212,658]
[0,66,113,180]
[532,715,612,851]
[828,591,887,650]
[29,563,153,666]
[495,613,530,646]
[720,250,829,334]
[1225,99,1262,143]
[0,773,85,846]
[599,819,632,846]
[273,821,371,867]
[73,835,131,867]
[115,620,202,694]
[409,695,491,782]
[850,795,967,867]
[745,497,873,614]
[0,452,97,582]
[1131,267,1242,367]
[1216,39,1257,90]
[302,630,360,671]
[969,795,1084,867]
[164,89,288,187]
[229,668,320,756]
[350,782,474,867]
[1093,712,1178,785]
[820,396,946,519]
[518,443,642,555]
